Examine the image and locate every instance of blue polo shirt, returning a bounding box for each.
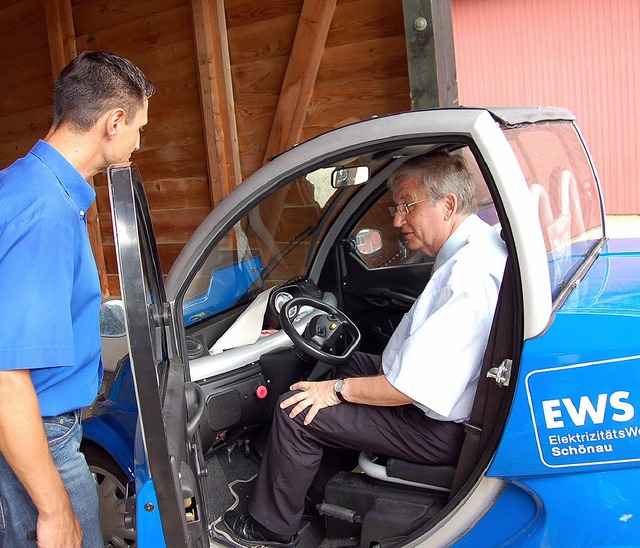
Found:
[0,140,103,416]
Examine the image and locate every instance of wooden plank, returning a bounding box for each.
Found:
[0,105,51,142]
[75,4,193,53]
[0,76,52,115]
[131,142,207,180]
[43,0,111,297]
[0,48,52,92]
[72,0,186,34]
[0,5,48,59]
[315,36,409,88]
[190,0,242,206]
[224,0,302,29]
[95,177,211,213]
[99,207,210,245]
[231,56,290,97]
[327,0,406,48]
[262,0,337,161]
[0,0,44,38]
[226,13,299,64]
[303,76,410,132]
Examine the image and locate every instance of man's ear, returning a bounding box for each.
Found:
[105,108,126,138]
[443,193,458,220]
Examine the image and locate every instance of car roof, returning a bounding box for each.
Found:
[481,106,576,125]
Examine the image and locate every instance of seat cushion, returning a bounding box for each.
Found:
[385,458,456,489]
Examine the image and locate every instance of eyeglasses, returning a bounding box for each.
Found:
[388,198,430,217]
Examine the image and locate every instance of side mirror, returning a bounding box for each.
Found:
[355,228,383,255]
[100,299,127,338]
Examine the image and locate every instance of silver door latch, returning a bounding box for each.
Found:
[487,359,512,387]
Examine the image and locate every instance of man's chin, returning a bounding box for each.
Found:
[403,237,418,250]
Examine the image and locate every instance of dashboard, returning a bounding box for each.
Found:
[266,279,325,328]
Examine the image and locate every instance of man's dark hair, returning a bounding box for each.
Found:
[51,50,156,132]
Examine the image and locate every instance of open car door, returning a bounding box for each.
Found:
[107,164,208,547]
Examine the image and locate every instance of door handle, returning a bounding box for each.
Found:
[363,289,415,308]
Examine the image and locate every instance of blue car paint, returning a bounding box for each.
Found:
[182,256,263,326]
[453,483,542,546]
[136,480,165,547]
[83,356,138,479]
[468,240,640,544]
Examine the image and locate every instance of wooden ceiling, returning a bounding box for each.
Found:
[0,0,416,295]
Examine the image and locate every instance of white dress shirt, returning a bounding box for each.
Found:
[382,214,507,422]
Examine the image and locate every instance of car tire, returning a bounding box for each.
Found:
[82,442,137,548]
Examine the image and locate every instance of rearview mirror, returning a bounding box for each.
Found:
[331,166,370,187]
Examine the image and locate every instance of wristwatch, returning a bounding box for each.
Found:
[334,378,347,403]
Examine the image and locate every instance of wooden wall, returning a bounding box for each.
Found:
[0,0,410,295]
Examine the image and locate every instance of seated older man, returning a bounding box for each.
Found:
[224,151,508,547]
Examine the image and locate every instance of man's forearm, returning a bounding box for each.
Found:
[340,374,414,406]
[0,369,74,517]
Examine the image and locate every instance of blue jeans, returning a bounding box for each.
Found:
[0,410,103,547]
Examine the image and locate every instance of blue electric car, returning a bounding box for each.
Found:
[82,107,640,547]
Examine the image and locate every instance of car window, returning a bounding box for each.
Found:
[182,168,360,326]
[349,147,499,269]
[504,122,604,299]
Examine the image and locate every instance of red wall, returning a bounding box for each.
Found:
[452,0,640,214]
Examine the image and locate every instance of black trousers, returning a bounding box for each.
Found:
[248,352,465,536]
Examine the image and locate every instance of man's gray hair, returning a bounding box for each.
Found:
[388,151,478,215]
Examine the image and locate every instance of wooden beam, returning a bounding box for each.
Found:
[44,0,77,76]
[258,0,336,247]
[402,0,458,109]
[43,0,111,298]
[191,0,242,207]
[262,0,337,162]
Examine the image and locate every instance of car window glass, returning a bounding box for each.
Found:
[182,168,359,326]
[349,147,499,269]
[504,122,604,299]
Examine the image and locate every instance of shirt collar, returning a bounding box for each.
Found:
[433,214,480,271]
[29,140,96,217]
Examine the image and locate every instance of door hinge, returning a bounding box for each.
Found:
[487,359,512,387]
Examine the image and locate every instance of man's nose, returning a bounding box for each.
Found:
[392,212,405,228]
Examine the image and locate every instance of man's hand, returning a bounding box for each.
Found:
[36,508,83,548]
[281,375,415,426]
[281,380,342,425]
[0,370,82,548]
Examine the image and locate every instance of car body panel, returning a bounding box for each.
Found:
[478,247,640,544]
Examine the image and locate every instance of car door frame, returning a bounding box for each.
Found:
[108,164,208,547]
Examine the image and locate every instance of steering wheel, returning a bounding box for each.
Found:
[280,297,361,366]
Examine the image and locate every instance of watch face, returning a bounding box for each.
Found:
[335,379,345,392]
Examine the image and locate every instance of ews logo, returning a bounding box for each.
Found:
[542,391,635,429]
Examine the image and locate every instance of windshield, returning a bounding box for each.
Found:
[182,167,361,326]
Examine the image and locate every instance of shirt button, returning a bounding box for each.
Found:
[79,210,85,217]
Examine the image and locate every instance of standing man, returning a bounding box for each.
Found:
[0,51,155,547]
[224,152,508,547]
